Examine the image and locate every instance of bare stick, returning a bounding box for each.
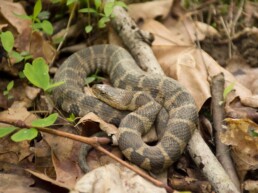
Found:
[111,5,164,74]
[0,118,173,193]
[211,72,240,191]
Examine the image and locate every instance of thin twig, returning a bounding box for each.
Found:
[211,73,240,191]
[0,118,173,192]
[50,2,77,66]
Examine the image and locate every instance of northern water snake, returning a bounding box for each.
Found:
[53,44,198,173]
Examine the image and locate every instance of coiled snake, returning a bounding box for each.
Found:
[53,44,198,173]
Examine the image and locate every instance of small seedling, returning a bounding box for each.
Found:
[85,69,105,85]
[223,82,235,100]
[219,82,235,105]
[66,113,76,123]
[0,113,58,142]
[15,0,53,35]
[79,0,127,33]
[3,80,14,99]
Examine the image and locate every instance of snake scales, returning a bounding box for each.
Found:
[53,44,198,173]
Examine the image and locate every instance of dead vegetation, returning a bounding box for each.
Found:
[0,0,258,193]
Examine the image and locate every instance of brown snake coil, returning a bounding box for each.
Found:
[53,44,198,173]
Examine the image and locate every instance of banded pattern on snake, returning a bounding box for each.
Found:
[53,44,198,173]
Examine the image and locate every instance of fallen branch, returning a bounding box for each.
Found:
[0,118,173,193]
[211,73,240,190]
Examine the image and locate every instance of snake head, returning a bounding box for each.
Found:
[91,84,135,111]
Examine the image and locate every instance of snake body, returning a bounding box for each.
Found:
[53,44,198,173]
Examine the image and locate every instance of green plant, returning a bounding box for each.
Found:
[23,57,64,92]
[223,82,235,100]
[0,30,33,63]
[15,0,53,36]
[0,113,58,142]
[3,81,14,99]
[219,82,235,106]
[78,0,127,33]
[66,113,76,123]
[85,69,105,85]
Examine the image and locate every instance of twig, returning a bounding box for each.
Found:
[211,73,240,191]
[50,2,77,66]
[0,118,173,193]
[110,5,164,74]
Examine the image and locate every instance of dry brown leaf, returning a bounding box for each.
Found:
[0,173,48,193]
[26,169,71,190]
[0,102,37,165]
[142,19,192,46]
[243,180,258,193]
[52,151,81,188]
[141,19,253,110]
[15,30,56,64]
[222,118,258,181]
[86,146,122,172]
[77,112,118,137]
[0,1,31,34]
[0,101,38,124]
[128,0,173,22]
[71,163,166,193]
[40,126,83,187]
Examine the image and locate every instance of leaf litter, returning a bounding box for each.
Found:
[0,0,258,193]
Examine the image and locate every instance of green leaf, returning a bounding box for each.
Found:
[94,0,101,9]
[33,0,42,20]
[46,81,65,91]
[104,2,114,17]
[38,11,50,20]
[85,76,97,85]
[20,51,33,61]
[66,0,77,5]
[23,57,50,91]
[53,36,64,44]
[85,25,93,33]
[98,16,110,28]
[66,113,76,123]
[3,90,8,96]
[1,31,14,52]
[223,82,235,99]
[0,126,17,137]
[18,71,26,79]
[7,80,14,91]
[248,128,258,137]
[13,13,32,20]
[41,20,53,35]
[79,8,97,13]
[32,113,58,127]
[10,51,24,63]
[114,1,127,8]
[32,22,42,31]
[11,128,38,142]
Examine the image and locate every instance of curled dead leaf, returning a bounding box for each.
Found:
[222,118,258,180]
[72,163,166,193]
[128,0,172,22]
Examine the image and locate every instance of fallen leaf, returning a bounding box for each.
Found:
[71,163,166,193]
[128,0,172,22]
[243,180,258,193]
[0,1,31,34]
[0,173,48,193]
[26,169,71,190]
[222,118,258,180]
[141,19,253,110]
